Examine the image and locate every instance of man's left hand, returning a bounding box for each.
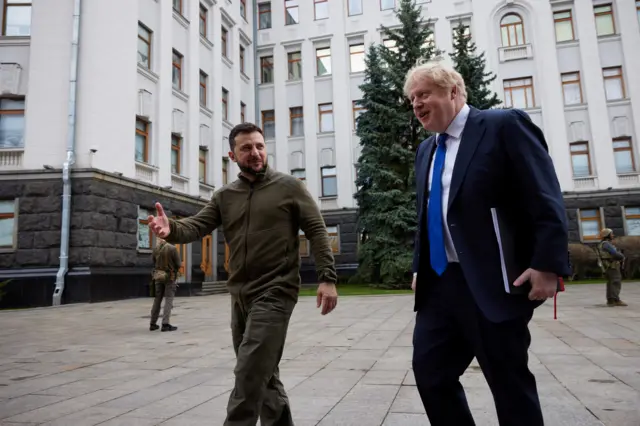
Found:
[317,282,338,315]
[513,268,558,301]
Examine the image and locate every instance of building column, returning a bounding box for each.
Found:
[574,0,616,188]
[531,2,573,190]
[273,44,289,173]
[331,35,353,209]
[618,0,640,146]
[301,39,320,202]
[156,0,174,188]
[211,5,224,189]
[187,2,201,196]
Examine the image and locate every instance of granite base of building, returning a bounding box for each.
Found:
[0,169,211,309]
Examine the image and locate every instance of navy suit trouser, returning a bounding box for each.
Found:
[412,263,543,426]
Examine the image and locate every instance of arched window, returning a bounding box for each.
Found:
[500,13,525,47]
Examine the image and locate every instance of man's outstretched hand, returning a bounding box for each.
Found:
[317,282,338,315]
[148,202,171,238]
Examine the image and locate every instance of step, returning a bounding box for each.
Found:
[197,281,228,296]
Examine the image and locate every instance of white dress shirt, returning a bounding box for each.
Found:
[426,103,470,264]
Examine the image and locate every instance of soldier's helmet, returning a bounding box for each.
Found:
[600,228,614,239]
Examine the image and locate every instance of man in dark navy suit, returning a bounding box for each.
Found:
[406,61,570,426]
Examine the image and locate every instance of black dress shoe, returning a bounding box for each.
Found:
[161,324,177,332]
[150,324,159,331]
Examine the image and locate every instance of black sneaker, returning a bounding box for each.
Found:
[161,324,177,332]
[150,324,159,331]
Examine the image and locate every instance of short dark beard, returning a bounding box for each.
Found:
[238,162,267,178]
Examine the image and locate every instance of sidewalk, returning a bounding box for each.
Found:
[0,283,639,425]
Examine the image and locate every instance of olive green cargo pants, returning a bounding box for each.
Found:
[605,268,622,302]
[224,289,296,426]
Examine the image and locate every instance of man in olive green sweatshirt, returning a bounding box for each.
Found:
[147,122,338,426]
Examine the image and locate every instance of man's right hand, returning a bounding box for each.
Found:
[411,274,416,292]
[148,202,171,238]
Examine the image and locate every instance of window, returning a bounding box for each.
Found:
[172,50,183,90]
[314,0,328,20]
[613,137,635,174]
[173,0,182,13]
[321,166,337,197]
[553,10,574,42]
[603,67,625,101]
[0,200,16,249]
[241,102,246,123]
[579,209,601,241]
[240,0,246,20]
[286,0,299,25]
[288,52,302,80]
[383,39,398,54]
[624,207,640,236]
[138,207,152,250]
[292,169,306,181]
[299,230,309,257]
[199,4,208,38]
[318,103,334,133]
[452,23,471,39]
[349,0,363,16]
[561,72,582,105]
[500,13,525,47]
[240,46,246,74]
[569,142,591,177]
[260,56,274,84]
[221,27,228,58]
[262,110,275,139]
[171,135,181,174]
[380,0,395,11]
[137,23,152,69]
[290,107,304,137]
[199,148,207,183]
[222,157,229,185]
[352,100,364,129]
[0,98,25,149]
[222,89,229,121]
[503,77,535,109]
[258,2,271,29]
[327,226,340,253]
[349,43,365,73]
[199,71,208,106]
[594,4,615,36]
[2,0,31,36]
[316,47,331,76]
[135,119,149,163]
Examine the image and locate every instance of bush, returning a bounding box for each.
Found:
[568,243,600,280]
[0,280,9,303]
[612,236,640,279]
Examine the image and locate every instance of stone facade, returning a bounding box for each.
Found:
[0,171,210,309]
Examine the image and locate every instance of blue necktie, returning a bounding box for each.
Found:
[428,133,448,276]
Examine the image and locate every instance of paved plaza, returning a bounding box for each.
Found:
[0,284,639,425]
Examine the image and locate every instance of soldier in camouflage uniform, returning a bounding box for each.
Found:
[149,238,182,331]
[596,228,627,307]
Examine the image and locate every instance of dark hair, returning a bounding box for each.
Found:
[228,123,263,150]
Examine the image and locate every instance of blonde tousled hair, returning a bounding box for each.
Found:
[403,59,467,101]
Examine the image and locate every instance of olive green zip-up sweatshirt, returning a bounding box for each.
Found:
[164,166,337,302]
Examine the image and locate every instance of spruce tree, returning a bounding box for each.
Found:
[354,0,437,287]
[450,22,501,110]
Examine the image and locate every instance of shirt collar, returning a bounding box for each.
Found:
[437,103,470,144]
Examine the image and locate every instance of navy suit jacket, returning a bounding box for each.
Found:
[412,106,570,323]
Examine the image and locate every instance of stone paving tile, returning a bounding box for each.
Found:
[0,283,639,425]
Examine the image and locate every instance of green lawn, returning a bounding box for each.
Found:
[299,284,412,297]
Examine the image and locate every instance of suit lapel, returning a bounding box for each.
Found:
[417,137,436,224]
[447,107,486,210]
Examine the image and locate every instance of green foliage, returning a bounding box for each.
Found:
[450,22,501,110]
[353,0,438,288]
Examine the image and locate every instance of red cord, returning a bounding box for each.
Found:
[554,292,557,320]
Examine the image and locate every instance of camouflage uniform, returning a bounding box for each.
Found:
[150,240,182,329]
[596,229,627,307]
